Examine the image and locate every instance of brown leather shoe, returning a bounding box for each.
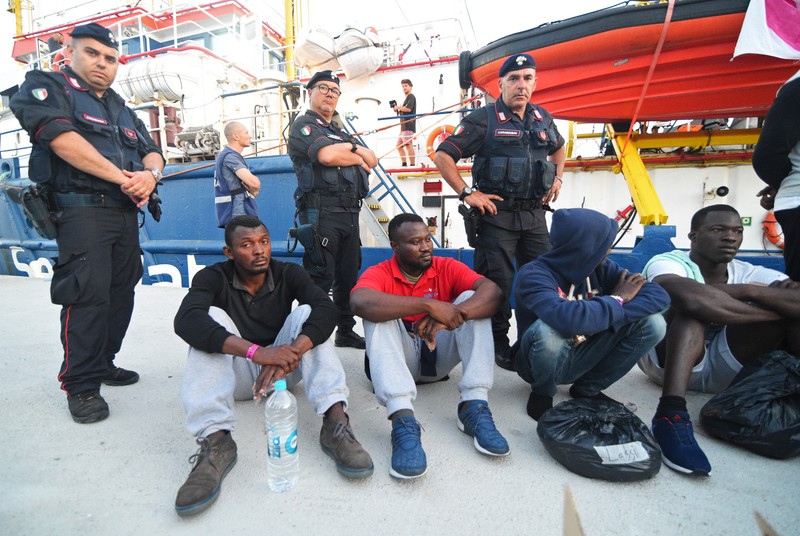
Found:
[320,415,374,479]
[175,432,237,516]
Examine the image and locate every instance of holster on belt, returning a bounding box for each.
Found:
[458,203,481,248]
[21,187,58,239]
[288,207,327,267]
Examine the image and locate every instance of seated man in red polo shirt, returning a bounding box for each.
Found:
[350,213,509,480]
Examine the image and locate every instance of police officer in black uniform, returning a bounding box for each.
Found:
[434,54,566,371]
[10,23,164,424]
[287,71,379,349]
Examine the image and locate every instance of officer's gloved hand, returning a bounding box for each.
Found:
[147,191,162,222]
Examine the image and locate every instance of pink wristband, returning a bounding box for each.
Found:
[245,344,260,360]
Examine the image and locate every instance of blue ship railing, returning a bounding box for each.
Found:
[341,113,444,247]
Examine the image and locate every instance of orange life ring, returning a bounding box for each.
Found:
[426,125,456,161]
[52,50,70,71]
[763,211,784,249]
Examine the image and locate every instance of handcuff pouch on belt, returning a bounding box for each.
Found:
[458,203,481,248]
[288,206,327,268]
[21,186,58,239]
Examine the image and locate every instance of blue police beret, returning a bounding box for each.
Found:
[307,70,340,89]
[499,54,537,77]
[70,23,119,49]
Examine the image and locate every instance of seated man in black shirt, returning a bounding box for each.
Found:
[173,216,373,516]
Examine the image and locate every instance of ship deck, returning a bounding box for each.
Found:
[2,275,798,535]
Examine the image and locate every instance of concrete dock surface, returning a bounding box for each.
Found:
[1,275,798,535]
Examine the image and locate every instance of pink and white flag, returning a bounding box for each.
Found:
[733,0,800,59]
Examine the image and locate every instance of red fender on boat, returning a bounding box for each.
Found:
[763,211,784,249]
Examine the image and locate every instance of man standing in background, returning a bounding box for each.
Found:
[46,32,65,69]
[47,31,64,54]
[753,69,800,281]
[214,121,260,228]
[393,79,416,166]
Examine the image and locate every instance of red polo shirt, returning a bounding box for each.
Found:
[353,255,482,323]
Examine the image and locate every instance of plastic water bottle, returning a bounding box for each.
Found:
[265,379,299,492]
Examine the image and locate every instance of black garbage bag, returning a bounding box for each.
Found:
[537,398,661,481]
[700,350,800,459]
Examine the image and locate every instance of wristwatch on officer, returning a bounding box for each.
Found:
[459,186,475,201]
[350,142,359,153]
[147,168,163,182]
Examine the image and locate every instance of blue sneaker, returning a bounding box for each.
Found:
[457,400,510,456]
[652,412,712,476]
[390,415,427,479]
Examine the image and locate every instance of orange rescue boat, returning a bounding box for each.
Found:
[459,0,798,122]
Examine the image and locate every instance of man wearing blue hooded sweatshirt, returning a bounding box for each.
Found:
[513,208,669,420]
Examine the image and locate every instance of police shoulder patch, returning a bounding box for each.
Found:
[31,88,48,101]
[300,125,311,136]
[453,124,465,136]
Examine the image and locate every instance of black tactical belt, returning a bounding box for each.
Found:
[318,196,362,208]
[493,198,541,211]
[52,192,129,209]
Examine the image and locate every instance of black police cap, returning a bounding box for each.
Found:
[307,70,340,89]
[499,54,536,77]
[70,23,119,49]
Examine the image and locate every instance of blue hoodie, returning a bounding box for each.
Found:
[514,208,669,338]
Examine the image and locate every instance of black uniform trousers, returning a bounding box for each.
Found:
[776,206,800,281]
[300,209,361,331]
[51,206,142,395]
[474,208,550,347]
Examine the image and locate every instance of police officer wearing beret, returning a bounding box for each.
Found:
[10,23,165,423]
[288,70,379,349]
[434,54,566,371]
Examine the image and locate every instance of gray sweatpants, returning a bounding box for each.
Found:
[181,305,349,438]
[364,291,495,418]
